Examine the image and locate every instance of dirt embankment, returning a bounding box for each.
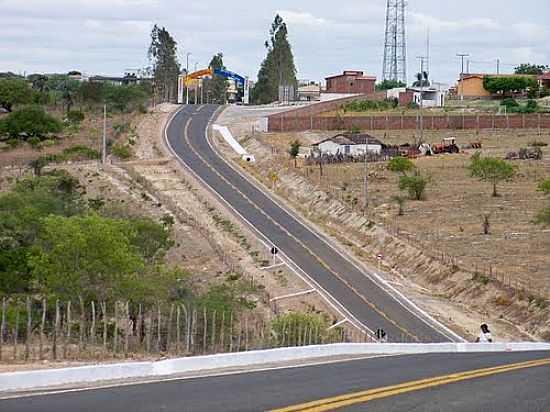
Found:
[215,106,550,342]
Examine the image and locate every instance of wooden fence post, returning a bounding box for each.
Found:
[220,311,225,353]
[244,315,249,351]
[25,296,31,361]
[78,296,85,354]
[64,301,71,360]
[0,297,6,361]
[101,301,108,354]
[90,301,96,348]
[113,301,119,354]
[229,311,234,353]
[13,307,19,360]
[124,302,130,357]
[137,303,143,350]
[53,300,60,360]
[156,303,162,353]
[176,305,181,354]
[38,299,46,360]
[211,311,217,353]
[145,311,152,354]
[167,303,174,354]
[202,307,207,354]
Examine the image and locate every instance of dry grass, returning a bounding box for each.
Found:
[261,128,550,297]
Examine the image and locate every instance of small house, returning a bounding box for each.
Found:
[313,133,383,156]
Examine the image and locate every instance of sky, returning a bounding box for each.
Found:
[1,0,548,85]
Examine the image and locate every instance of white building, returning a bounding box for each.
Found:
[313,134,383,157]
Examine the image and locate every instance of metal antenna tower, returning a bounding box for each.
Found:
[382,0,407,84]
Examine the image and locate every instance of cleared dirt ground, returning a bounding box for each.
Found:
[216,105,550,342]
[263,128,550,297]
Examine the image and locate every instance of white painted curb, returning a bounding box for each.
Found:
[1,343,549,392]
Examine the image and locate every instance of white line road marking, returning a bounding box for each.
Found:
[270,289,317,302]
[328,319,349,330]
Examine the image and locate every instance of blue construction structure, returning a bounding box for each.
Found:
[214,68,246,87]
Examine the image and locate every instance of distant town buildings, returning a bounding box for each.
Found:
[456,73,537,98]
[325,70,376,95]
[538,72,550,89]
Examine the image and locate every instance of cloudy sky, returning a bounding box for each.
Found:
[1,0,548,85]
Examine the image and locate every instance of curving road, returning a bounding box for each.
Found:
[2,351,549,411]
[164,104,458,343]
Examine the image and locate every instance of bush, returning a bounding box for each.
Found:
[399,175,429,200]
[111,143,132,159]
[388,156,415,175]
[27,136,41,148]
[501,98,519,108]
[270,312,339,346]
[0,105,62,139]
[66,110,85,124]
[343,99,395,113]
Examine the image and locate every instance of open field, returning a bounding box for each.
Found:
[215,104,550,340]
[261,128,550,297]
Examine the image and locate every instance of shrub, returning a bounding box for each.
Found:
[388,156,415,175]
[66,110,85,124]
[399,175,429,200]
[27,136,41,148]
[343,99,395,113]
[111,143,132,159]
[0,105,62,139]
[501,98,519,108]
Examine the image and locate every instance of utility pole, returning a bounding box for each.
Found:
[194,62,199,104]
[417,57,426,144]
[185,52,191,105]
[457,53,469,101]
[364,143,369,212]
[102,104,107,165]
[496,58,500,75]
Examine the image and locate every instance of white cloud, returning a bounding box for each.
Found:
[410,12,501,32]
[0,0,548,83]
[278,10,328,26]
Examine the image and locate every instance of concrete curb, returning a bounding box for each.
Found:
[2,343,549,392]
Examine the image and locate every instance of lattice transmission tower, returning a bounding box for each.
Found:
[382,0,407,84]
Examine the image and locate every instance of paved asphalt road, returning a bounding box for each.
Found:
[2,351,549,411]
[164,104,454,343]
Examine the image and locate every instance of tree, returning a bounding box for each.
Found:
[388,156,415,176]
[148,25,180,103]
[376,80,406,91]
[391,195,406,216]
[0,105,62,140]
[251,14,298,104]
[399,175,429,200]
[468,152,516,197]
[0,78,33,112]
[205,52,229,104]
[58,79,81,113]
[29,213,146,301]
[483,76,537,95]
[514,64,549,75]
[289,140,300,167]
[104,84,149,112]
[0,172,83,294]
